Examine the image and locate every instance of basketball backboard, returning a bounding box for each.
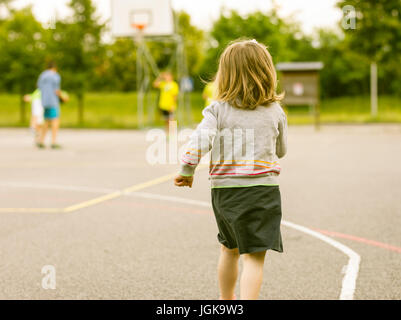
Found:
[111,0,175,37]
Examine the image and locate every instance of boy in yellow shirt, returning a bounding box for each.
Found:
[202,81,217,107]
[153,71,179,133]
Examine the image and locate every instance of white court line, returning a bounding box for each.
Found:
[280,221,360,300]
[0,182,361,299]
[128,191,212,208]
[129,191,361,300]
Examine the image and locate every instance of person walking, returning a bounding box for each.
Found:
[37,61,63,149]
[174,39,287,300]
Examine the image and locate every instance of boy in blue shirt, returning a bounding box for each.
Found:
[37,61,62,149]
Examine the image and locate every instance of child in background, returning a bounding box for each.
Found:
[202,81,217,107]
[153,71,179,133]
[37,61,63,149]
[174,39,288,300]
[23,88,43,143]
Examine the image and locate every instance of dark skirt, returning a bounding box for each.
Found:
[211,185,283,254]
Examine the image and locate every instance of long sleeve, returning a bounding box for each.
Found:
[276,111,288,159]
[179,104,218,176]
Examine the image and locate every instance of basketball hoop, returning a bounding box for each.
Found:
[111,0,174,37]
[130,10,151,35]
[110,1,190,128]
[131,23,146,31]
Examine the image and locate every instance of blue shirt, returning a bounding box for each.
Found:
[37,70,61,108]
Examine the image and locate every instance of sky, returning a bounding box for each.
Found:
[8,0,343,34]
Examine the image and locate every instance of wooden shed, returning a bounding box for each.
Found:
[276,62,324,128]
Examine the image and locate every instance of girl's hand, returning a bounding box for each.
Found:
[174,175,193,188]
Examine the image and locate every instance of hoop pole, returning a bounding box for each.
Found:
[175,35,191,126]
[141,44,160,78]
[132,26,190,128]
[136,30,145,129]
[180,38,192,126]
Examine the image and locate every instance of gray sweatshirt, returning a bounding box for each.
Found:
[180,101,288,188]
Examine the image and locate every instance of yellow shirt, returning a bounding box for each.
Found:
[203,82,217,107]
[159,81,179,111]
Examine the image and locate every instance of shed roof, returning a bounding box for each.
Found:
[276,62,324,71]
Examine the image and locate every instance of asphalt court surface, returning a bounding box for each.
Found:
[0,125,400,299]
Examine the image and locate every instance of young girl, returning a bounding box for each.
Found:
[174,39,287,300]
[24,89,44,143]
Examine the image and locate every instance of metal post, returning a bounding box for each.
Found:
[141,43,160,78]
[143,51,150,127]
[147,77,155,126]
[134,32,189,129]
[180,38,192,126]
[136,32,144,129]
[175,35,191,127]
[314,103,320,131]
[315,73,321,131]
[176,38,184,126]
[370,61,378,117]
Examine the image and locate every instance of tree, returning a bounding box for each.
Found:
[145,11,205,88]
[46,0,105,124]
[199,8,312,82]
[337,0,401,116]
[96,11,205,92]
[176,11,205,88]
[99,39,137,92]
[0,7,46,122]
[314,29,370,98]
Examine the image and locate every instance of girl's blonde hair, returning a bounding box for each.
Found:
[214,39,283,109]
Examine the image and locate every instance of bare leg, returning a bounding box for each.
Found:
[51,118,60,145]
[240,251,267,300]
[35,124,42,143]
[39,120,49,144]
[30,116,37,130]
[218,245,240,300]
[165,120,169,135]
[166,113,175,136]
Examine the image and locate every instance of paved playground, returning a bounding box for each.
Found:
[0,125,400,300]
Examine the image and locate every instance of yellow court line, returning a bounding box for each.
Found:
[122,173,178,194]
[0,208,62,213]
[63,172,178,213]
[0,165,207,214]
[63,191,123,213]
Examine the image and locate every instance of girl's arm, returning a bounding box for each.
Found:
[175,104,218,187]
[276,110,288,158]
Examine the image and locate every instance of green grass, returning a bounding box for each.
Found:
[285,95,401,124]
[1,92,401,128]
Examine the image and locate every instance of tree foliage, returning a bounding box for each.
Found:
[337,0,401,62]
[198,8,317,81]
[47,0,105,121]
[0,7,45,94]
[0,1,400,101]
[337,0,401,95]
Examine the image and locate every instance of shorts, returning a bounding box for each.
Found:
[211,185,283,254]
[31,100,44,125]
[159,108,173,120]
[44,106,60,120]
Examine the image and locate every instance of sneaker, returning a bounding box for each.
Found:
[51,144,62,149]
[36,143,45,149]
